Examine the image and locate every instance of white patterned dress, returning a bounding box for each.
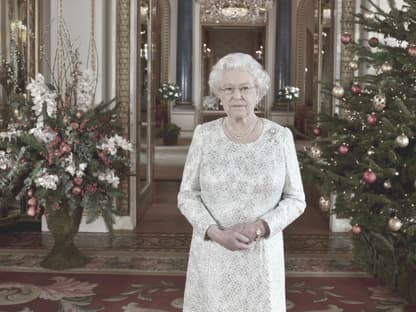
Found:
[177,118,306,312]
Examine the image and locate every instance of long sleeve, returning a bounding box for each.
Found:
[177,125,218,237]
[261,127,306,237]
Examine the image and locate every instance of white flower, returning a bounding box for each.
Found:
[28,127,55,143]
[63,153,76,176]
[75,163,88,177]
[34,169,59,190]
[76,70,96,111]
[0,151,10,170]
[97,135,133,155]
[0,125,23,141]
[97,169,120,188]
[26,74,57,118]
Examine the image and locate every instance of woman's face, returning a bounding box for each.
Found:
[218,70,258,120]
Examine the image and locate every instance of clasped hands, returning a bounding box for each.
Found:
[206,220,269,252]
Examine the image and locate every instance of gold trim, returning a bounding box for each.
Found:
[117,0,131,215]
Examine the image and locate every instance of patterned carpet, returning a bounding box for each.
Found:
[0,232,414,311]
[0,271,413,311]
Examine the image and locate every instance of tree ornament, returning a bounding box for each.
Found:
[72,186,82,196]
[363,169,377,184]
[76,111,84,119]
[350,83,362,95]
[372,94,386,111]
[368,37,379,47]
[348,60,359,71]
[367,113,378,126]
[27,189,34,197]
[381,62,392,73]
[388,217,402,231]
[63,115,70,124]
[383,179,392,189]
[309,145,322,160]
[395,134,409,148]
[407,45,416,57]
[312,126,322,137]
[332,85,345,98]
[352,225,362,234]
[341,32,352,45]
[338,143,349,155]
[318,196,330,212]
[363,11,375,21]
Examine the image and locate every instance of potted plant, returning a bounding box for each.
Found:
[0,42,132,270]
[161,122,181,146]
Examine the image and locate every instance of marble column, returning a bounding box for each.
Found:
[273,0,292,109]
[176,0,193,107]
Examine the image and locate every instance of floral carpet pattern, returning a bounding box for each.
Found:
[0,271,414,312]
[0,232,414,311]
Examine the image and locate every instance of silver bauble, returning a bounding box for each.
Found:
[373,94,386,111]
[388,217,402,231]
[348,61,359,71]
[381,62,392,73]
[395,134,409,148]
[309,145,323,160]
[318,196,330,212]
[383,179,392,189]
[332,85,345,98]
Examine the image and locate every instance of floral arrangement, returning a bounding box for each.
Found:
[277,86,300,102]
[0,62,132,234]
[157,83,181,101]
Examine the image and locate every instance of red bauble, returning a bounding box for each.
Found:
[350,83,362,95]
[312,126,322,137]
[351,225,362,234]
[72,186,82,196]
[27,189,34,197]
[363,169,377,184]
[338,143,349,155]
[407,45,416,57]
[73,176,84,186]
[367,113,378,126]
[27,206,36,217]
[341,32,352,45]
[368,37,379,47]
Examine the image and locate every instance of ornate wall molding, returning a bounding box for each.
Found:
[117,0,131,215]
[340,0,355,84]
[295,0,308,111]
[159,0,170,83]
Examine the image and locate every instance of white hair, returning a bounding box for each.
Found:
[208,53,270,101]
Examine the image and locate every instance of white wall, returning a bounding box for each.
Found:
[50,0,107,103]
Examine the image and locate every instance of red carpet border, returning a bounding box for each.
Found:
[0,271,414,311]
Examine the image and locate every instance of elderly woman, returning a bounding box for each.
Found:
[178,53,306,312]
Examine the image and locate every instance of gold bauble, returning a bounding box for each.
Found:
[381,62,392,73]
[395,134,409,148]
[372,94,386,111]
[309,145,323,160]
[388,217,402,232]
[383,179,392,189]
[318,196,330,212]
[348,61,359,71]
[332,85,345,98]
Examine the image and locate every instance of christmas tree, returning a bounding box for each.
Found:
[300,0,416,303]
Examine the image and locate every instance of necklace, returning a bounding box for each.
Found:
[225,116,259,140]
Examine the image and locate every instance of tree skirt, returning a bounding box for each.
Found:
[0,271,414,312]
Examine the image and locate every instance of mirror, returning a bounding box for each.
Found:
[0,0,43,128]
